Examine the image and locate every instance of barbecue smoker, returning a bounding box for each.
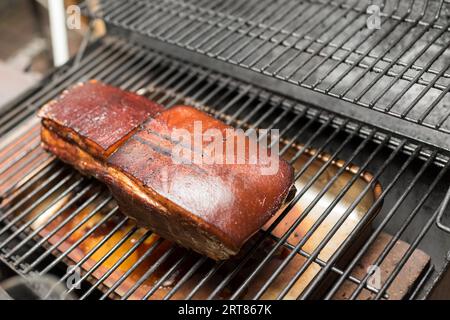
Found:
[0,0,450,300]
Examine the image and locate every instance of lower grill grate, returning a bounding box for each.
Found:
[0,36,449,300]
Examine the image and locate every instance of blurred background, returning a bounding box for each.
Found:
[0,0,92,107]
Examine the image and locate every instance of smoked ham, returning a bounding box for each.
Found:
[38,80,294,260]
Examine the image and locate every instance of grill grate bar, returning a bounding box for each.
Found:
[15,190,109,268]
[87,0,450,145]
[299,145,428,299]
[250,129,382,299]
[275,3,370,84]
[298,145,414,298]
[0,147,47,184]
[65,225,139,296]
[367,20,449,109]
[0,138,41,176]
[1,35,449,300]
[98,237,165,300]
[374,203,444,299]
[241,2,358,71]
[235,126,386,299]
[263,233,388,296]
[37,207,122,276]
[0,126,40,163]
[349,156,450,298]
[192,119,361,300]
[328,2,415,97]
[326,156,450,298]
[39,212,127,299]
[0,167,69,225]
[4,184,97,261]
[155,0,238,42]
[224,123,368,299]
[23,194,113,273]
[0,157,57,201]
[162,256,208,300]
[386,41,450,115]
[137,0,450,84]
[121,246,178,300]
[135,0,449,82]
[142,252,190,300]
[351,17,437,104]
[167,1,263,47]
[79,229,154,299]
[0,177,85,253]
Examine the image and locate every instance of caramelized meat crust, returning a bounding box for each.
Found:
[108,106,294,253]
[38,80,163,159]
[39,82,294,260]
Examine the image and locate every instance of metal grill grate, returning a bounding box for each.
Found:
[84,0,450,151]
[0,36,449,299]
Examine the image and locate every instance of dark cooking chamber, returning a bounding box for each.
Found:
[0,0,450,299]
